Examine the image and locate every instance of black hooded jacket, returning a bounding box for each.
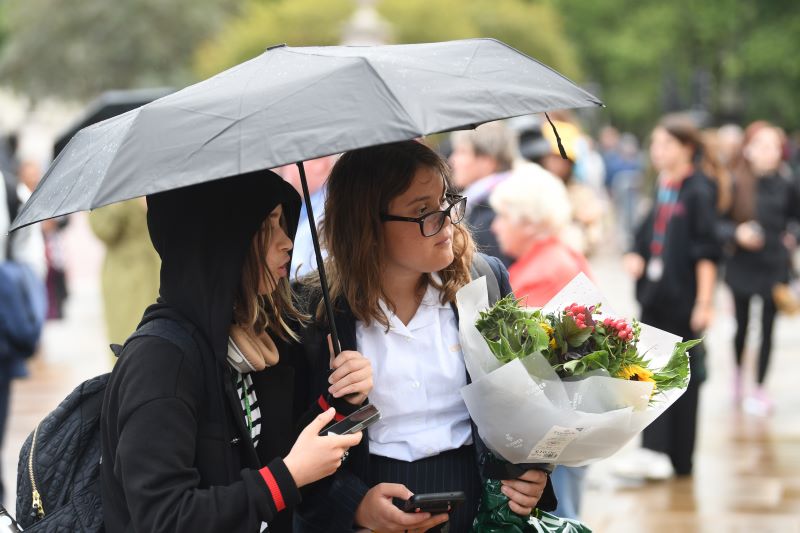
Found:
[100,169,307,532]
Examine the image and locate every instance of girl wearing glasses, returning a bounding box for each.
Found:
[296,141,555,533]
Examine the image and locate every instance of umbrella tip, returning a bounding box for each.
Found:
[267,43,287,51]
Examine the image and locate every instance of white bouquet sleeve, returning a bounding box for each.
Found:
[458,274,690,467]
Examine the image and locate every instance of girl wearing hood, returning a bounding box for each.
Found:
[296,141,554,533]
[100,169,370,532]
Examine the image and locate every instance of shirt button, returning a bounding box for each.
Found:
[405,337,412,343]
[412,381,420,389]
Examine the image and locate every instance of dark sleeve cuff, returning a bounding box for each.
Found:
[318,393,362,419]
[328,470,371,530]
[537,473,558,512]
[257,458,302,516]
[295,469,370,532]
[691,244,722,263]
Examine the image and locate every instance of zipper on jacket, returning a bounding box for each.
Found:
[28,423,45,520]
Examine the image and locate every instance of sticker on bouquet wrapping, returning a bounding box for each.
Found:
[525,426,584,462]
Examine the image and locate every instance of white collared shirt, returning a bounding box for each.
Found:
[356,278,472,462]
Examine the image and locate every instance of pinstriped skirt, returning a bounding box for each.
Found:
[367,445,482,533]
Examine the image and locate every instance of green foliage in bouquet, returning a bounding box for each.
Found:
[475,295,550,364]
[475,295,700,399]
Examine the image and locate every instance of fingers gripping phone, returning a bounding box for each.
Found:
[318,404,380,436]
[392,491,466,514]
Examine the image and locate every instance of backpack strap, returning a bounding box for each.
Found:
[470,253,501,305]
[110,317,201,359]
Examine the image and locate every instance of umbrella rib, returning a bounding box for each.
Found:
[489,39,603,106]
[460,41,482,77]
[176,68,357,167]
[358,59,419,131]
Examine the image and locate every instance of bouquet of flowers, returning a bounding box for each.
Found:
[457,273,699,532]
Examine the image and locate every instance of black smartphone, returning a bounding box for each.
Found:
[319,404,380,436]
[392,491,466,514]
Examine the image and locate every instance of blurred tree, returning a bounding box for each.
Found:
[556,0,800,133]
[378,0,581,80]
[194,0,580,84]
[0,0,238,101]
[194,0,355,79]
[0,2,7,50]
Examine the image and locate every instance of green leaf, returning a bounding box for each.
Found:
[652,338,699,392]
[563,315,593,347]
[562,350,610,376]
[526,322,551,353]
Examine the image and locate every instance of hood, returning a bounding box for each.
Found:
[143,169,301,364]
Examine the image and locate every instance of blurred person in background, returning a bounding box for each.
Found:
[490,163,593,306]
[716,124,745,171]
[450,121,518,266]
[18,160,70,319]
[622,114,725,479]
[89,199,161,349]
[277,155,337,280]
[0,168,46,504]
[602,128,645,250]
[0,134,18,187]
[720,121,800,415]
[521,118,607,257]
[489,164,593,520]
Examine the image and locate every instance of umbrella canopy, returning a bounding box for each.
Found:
[52,88,174,157]
[12,38,601,231]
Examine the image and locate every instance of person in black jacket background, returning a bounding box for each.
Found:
[296,141,555,533]
[623,115,725,478]
[720,121,800,414]
[100,170,369,532]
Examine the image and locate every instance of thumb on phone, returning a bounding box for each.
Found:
[307,407,336,435]
[379,482,414,501]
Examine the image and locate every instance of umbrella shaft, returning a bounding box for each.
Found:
[297,162,342,356]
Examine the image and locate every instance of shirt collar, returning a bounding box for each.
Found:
[375,273,451,333]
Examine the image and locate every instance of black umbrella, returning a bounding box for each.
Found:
[52,88,174,157]
[12,38,602,353]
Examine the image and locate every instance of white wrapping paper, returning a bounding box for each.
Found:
[457,274,690,467]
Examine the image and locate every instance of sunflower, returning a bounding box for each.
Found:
[540,322,557,349]
[617,364,655,384]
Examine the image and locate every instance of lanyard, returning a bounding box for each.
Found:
[650,182,680,257]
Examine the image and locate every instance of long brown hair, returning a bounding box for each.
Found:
[658,114,732,213]
[730,121,788,223]
[234,216,306,340]
[311,140,475,328]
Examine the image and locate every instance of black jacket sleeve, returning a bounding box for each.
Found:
[631,208,654,259]
[688,180,722,263]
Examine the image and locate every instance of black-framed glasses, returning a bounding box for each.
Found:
[379,195,467,237]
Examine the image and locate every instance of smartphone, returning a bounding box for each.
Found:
[319,403,380,436]
[392,491,466,514]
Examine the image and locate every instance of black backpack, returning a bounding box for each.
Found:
[15,318,199,532]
